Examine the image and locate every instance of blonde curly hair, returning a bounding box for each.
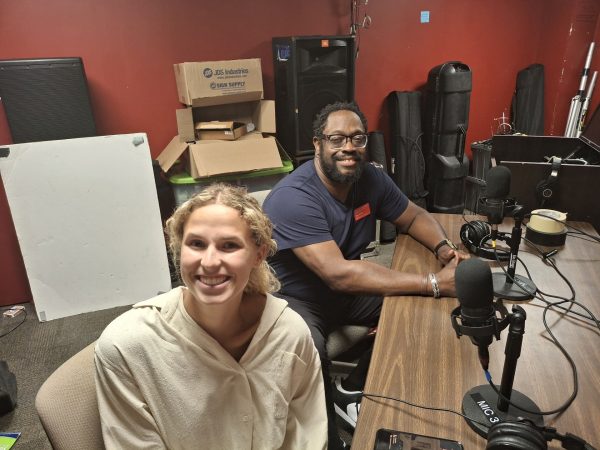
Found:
[165,183,280,295]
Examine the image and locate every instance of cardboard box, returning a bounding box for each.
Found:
[175,108,196,142]
[196,121,249,141]
[160,94,280,179]
[158,132,283,179]
[174,59,264,107]
[176,100,275,143]
[160,135,283,178]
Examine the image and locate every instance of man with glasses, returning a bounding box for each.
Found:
[263,101,467,449]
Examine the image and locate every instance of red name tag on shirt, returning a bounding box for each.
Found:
[354,203,371,221]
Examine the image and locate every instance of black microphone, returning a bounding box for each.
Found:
[485,166,511,244]
[455,258,495,370]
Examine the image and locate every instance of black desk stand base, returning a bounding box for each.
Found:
[492,273,536,301]
[462,385,543,437]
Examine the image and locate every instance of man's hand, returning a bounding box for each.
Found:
[393,203,470,268]
[437,246,470,267]
[434,254,468,297]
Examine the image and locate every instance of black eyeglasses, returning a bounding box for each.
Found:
[321,133,368,149]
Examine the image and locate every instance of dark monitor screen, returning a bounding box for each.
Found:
[0,57,96,143]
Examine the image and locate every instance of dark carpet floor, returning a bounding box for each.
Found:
[0,302,131,449]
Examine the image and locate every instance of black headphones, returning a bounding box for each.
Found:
[460,220,510,261]
[486,419,597,450]
[535,156,562,208]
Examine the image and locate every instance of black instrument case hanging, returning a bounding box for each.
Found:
[422,61,471,213]
[387,91,427,209]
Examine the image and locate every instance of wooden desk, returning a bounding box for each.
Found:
[353,214,600,450]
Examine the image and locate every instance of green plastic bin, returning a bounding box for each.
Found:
[169,159,294,206]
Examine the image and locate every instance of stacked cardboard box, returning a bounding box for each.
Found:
[157,58,284,179]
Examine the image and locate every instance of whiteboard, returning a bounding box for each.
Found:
[0,134,172,321]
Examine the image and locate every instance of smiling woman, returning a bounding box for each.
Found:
[93,183,327,450]
[166,184,280,297]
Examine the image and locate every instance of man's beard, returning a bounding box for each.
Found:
[318,147,365,184]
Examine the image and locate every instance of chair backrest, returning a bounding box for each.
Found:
[327,325,372,361]
[35,341,104,450]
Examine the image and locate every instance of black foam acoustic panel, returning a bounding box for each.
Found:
[0,57,96,143]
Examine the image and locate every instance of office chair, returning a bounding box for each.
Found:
[327,224,385,371]
[35,341,104,450]
[327,325,374,373]
[33,333,371,450]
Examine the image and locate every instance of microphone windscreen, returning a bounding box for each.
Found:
[456,258,494,309]
[486,166,511,199]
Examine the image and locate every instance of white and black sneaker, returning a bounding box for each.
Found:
[332,378,362,431]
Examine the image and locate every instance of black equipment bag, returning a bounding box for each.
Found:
[422,62,471,213]
[367,131,397,242]
[0,360,17,415]
[511,64,544,135]
[387,91,427,208]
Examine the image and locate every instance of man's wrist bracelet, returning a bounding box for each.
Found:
[429,272,441,298]
[433,238,457,258]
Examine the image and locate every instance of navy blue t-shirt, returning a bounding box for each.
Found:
[263,161,409,304]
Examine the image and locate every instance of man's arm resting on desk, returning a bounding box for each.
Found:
[292,239,459,297]
[291,201,467,297]
[394,202,468,266]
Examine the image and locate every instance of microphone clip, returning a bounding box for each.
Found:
[450,301,510,342]
[478,197,518,222]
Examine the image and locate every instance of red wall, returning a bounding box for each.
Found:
[538,0,600,135]
[1,0,598,305]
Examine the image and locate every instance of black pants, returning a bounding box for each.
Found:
[279,293,382,450]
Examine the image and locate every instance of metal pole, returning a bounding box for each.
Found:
[565,99,581,137]
[565,42,595,137]
[577,70,598,137]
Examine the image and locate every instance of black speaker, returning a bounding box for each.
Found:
[0,57,96,143]
[272,35,355,156]
[291,153,314,168]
